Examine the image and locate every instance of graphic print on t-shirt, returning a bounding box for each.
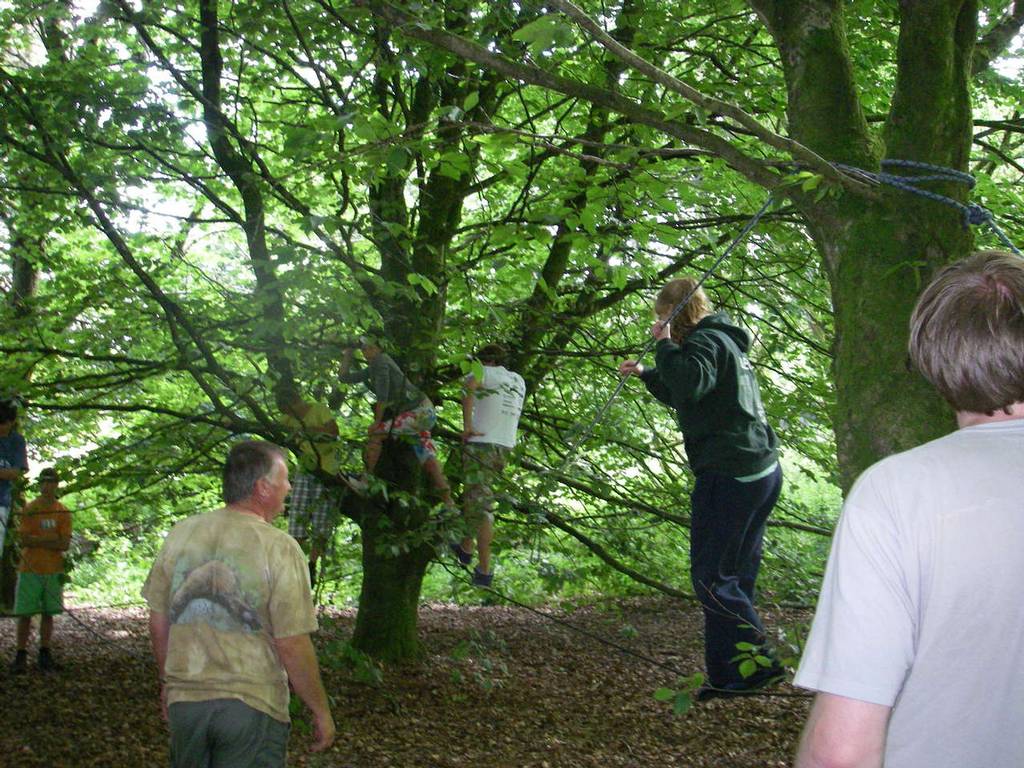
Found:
[168,559,262,633]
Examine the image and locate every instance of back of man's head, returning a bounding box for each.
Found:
[909,250,1024,413]
[476,343,508,367]
[223,441,284,504]
[0,399,17,426]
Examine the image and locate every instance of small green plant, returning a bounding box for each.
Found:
[322,639,384,687]
[288,694,312,735]
[654,672,705,716]
[618,623,639,639]
[450,629,509,691]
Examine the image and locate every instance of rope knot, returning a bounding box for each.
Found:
[964,204,991,227]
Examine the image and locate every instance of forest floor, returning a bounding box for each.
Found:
[0,595,812,767]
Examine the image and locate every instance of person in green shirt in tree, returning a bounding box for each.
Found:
[619,277,783,701]
[277,386,345,588]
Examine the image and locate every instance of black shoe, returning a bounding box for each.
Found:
[38,648,62,673]
[450,542,472,566]
[471,567,493,588]
[11,650,28,675]
[695,666,786,702]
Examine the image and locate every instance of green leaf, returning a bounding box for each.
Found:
[407,273,438,295]
[511,14,574,55]
[471,360,486,383]
[738,659,758,679]
[653,686,675,702]
[800,173,822,192]
[463,91,480,112]
[451,640,471,660]
[386,147,409,174]
[437,150,471,180]
[672,692,692,715]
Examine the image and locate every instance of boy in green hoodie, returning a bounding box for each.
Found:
[619,277,782,700]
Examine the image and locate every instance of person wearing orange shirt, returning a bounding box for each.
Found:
[12,467,71,674]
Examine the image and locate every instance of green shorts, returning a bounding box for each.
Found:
[463,443,509,525]
[14,572,65,616]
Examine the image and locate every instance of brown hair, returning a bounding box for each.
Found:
[476,343,508,366]
[909,250,1024,413]
[222,441,286,504]
[654,278,713,343]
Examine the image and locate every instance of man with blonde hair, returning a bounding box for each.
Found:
[795,251,1024,767]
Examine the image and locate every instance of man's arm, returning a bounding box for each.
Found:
[795,692,891,768]
[0,467,24,481]
[148,610,171,720]
[337,348,369,384]
[274,633,336,752]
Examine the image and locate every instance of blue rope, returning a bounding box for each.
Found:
[837,159,1023,256]
[555,193,777,472]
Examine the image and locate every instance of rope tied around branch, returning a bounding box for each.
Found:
[838,159,1022,255]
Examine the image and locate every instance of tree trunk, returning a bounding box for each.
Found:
[755,0,978,490]
[821,199,963,490]
[349,442,436,662]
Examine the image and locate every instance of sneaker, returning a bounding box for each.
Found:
[695,666,786,702]
[345,473,369,495]
[37,648,62,673]
[11,650,28,675]
[471,567,493,588]
[450,542,472,566]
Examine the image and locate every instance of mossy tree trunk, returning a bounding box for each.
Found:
[349,446,437,662]
[754,0,977,489]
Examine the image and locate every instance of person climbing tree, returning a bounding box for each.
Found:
[338,331,452,506]
[451,343,526,587]
[276,385,345,589]
[618,277,783,701]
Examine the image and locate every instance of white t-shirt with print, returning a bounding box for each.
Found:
[466,365,525,449]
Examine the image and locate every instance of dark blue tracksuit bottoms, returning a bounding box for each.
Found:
[689,463,782,686]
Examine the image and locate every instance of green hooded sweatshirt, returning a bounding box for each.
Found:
[639,312,778,477]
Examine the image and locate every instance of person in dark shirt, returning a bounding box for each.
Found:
[619,277,783,700]
[0,399,29,561]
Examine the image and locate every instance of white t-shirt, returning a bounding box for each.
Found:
[466,365,525,449]
[795,419,1024,767]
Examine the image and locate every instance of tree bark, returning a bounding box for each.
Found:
[757,0,976,489]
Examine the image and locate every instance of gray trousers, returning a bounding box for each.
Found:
[168,698,289,768]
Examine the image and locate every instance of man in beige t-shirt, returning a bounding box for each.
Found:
[143,441,335,766]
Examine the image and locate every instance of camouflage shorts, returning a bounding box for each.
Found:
[463,443,509,525]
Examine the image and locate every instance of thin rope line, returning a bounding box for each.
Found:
[434,557,807,699]
[555,194,777,472]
